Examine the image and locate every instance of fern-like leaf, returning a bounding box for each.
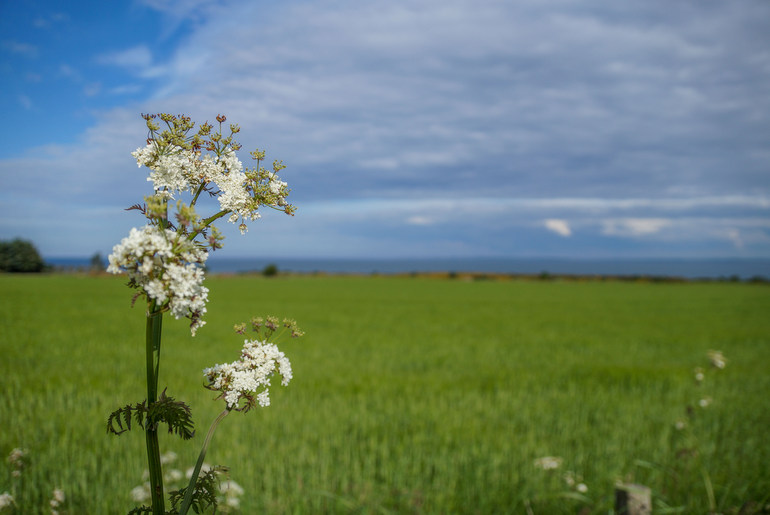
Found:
[107,389,194,440]
[148,389,195,440]
[168,466,228,514]
[106,400,147,436]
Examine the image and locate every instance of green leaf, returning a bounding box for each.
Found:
[107,389,194,440]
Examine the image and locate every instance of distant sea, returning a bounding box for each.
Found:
[48,256,770,280]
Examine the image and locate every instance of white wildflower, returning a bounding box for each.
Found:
[50,488,66,513]
[694,367,705,383]
[130,484,151,503]
[107,225,209,335]
[132,144,203,198]
[0,492,15,510]
[8,447,25,465]
[7,448,25,477]
[220,479,245,497]
[675,420,687,431]
[131,144,157,168]
[186,463,212,480]
[534,456,562,470]
[220,148,243,174]
[699,397,712,408]
[576,483,588,493]
[51,488,65,504]
[708,350,727,369]
[165,468,183,484]
[160,451,178,465]
[204,339,293,410]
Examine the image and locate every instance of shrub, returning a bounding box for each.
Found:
[0,238,45,273]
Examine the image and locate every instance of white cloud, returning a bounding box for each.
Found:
[96,45,154,70]
[18,95,32,110]
[726,229,744,249]
[406,216,434,226]
[32,12,68,29]
[601,218,671,237]
[2,41,38,58]
[58,64,82,81]
[544,219,572,237]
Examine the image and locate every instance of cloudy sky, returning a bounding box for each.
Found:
[1,0,769,260]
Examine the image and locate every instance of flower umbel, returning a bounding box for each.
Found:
[0,492,15,511]
[7,448,26,478]
[107,225,209,335]
[534,456,562,470]
[707,350,727,369]
[204,339,293,411]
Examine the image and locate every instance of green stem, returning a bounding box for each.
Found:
[190,183,206,208]
[146,302,165,514]
[178,409,230,515]
[186,209,229,241]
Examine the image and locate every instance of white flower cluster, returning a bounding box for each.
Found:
[219,479,245,511]
[107,225,209,335]
[563,471,588,494]
[204,339,293,410]
[0,492,14,510]
[7,448,25,478]
[707,349,727,369]
[49,488,65,515]
[132,144,198,197]
[132,144,289,233]
[533,456,562,470]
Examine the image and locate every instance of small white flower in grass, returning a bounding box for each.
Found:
[576,483,588,493]
[8,448,25,465]
[708,350,727,369]
[160,450,178,465]
[534,456,562,470]
[699,397,712,408]
[51,489,65,504]
[694,367,705,383]
[186,463,212,479]
[0,492,15,510]
[204,339,292,411]
[675,419,687,430]
[50,488,66,513]
[165,468,183,484]
[7,448,26,477]
[220,479,245,497]
[130,484,151,503]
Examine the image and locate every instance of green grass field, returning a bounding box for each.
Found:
[1,274,769,514]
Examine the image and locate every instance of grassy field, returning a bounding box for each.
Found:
[1,273,769,514]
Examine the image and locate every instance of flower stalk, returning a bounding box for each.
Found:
[145,302,165,514]
[178,409,230,515]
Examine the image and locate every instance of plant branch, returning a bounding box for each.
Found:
[178,409,230,515]
[186,210,229,241]
[145,302,165,514]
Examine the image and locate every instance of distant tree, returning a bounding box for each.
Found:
[0,238,46,273]
[262,263,279,277]
[90,252,106,271]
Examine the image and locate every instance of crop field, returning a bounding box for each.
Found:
[1,273,769,514]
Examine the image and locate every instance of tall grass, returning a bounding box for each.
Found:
[1,274,769,513]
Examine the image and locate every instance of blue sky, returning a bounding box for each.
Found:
[1,0,769,259]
